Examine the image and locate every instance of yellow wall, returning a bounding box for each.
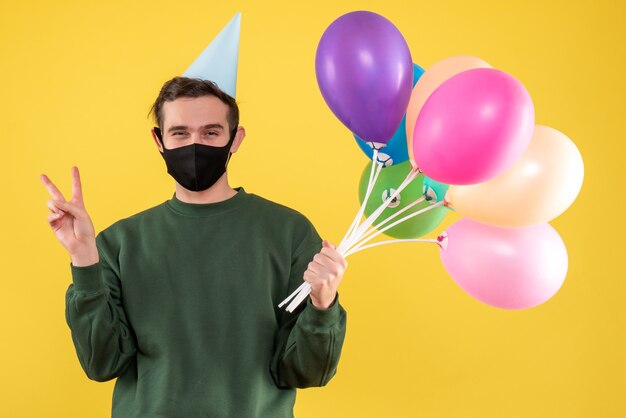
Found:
[1,0,623,416]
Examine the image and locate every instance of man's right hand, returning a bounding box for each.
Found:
[40,166,99,267]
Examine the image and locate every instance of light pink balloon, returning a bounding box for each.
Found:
[439,219,568,309]
[413,68,535,185]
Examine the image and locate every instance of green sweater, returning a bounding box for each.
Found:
[65,187,347,418]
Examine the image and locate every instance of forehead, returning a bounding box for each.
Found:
[162,96,228,129]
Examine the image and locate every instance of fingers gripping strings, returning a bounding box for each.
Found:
[278,156,439,312]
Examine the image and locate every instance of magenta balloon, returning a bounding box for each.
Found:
[413,68,535,185]
[439,219,568,310]
[315,11,413,143]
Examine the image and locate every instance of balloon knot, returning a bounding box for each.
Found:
[436,231,449,251]
[367,141,386,151]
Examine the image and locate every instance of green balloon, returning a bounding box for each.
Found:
[358,161,447,239]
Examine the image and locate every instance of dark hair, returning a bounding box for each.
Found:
[148,76,239,138]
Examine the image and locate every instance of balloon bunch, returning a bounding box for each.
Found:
[279,11,584,312]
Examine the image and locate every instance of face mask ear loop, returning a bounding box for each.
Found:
[154,127,167,151]
[224,131,237,169]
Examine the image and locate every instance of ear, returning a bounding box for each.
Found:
[151,128,164,152]
[229,126,246,153]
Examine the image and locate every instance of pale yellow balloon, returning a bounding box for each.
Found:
[406,55,491,166]
[447,125,584,227]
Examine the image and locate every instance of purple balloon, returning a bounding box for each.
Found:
[315,11,413,143]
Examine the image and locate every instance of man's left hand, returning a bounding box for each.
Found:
[304,240,348,310]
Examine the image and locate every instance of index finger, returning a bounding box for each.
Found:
[320,246,347,267]
[40,173,67,201]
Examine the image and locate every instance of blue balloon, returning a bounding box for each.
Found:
[354,63,425,166]
[413,62,425,85]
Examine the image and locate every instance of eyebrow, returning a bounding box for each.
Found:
[166,124,225,133]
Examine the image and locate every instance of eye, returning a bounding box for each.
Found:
[172,132,187,136]
[203,131,218,136]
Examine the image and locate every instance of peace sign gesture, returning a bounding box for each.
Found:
[40,166,99,266]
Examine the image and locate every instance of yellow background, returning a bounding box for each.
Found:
[1,0,624,416]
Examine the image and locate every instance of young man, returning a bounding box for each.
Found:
[41,77,348,417]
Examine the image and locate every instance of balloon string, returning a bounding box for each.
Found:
[344,154,383,247]
[280,150,382,312]
[339,151,375,248]
[340,168,420,254]
[345,196,426,253]
[285,282,312,313]
[348,200,444,253]
[346,201,445,255]
[279,200,441,312]
[338,152,383,254]
[277,281,308,308]
[278,160,424,313]
[280,151,384,313]
[343,238,439,258]
[341,168,419,252]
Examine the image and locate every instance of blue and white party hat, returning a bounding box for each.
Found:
[183,12,241,98]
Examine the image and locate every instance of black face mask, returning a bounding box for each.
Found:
[155,127,236,192]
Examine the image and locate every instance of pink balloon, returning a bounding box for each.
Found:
[439,219,568,309]
[413,68,535,185]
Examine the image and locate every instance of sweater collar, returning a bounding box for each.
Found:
[166,187,248,217]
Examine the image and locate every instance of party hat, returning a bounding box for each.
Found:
[183,12,241,98]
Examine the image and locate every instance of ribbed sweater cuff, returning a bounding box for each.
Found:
[70,261,104,293]
[302,294,342,328]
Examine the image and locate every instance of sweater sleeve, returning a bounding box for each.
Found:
[65,234,137,382]
[270,224,347,389]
